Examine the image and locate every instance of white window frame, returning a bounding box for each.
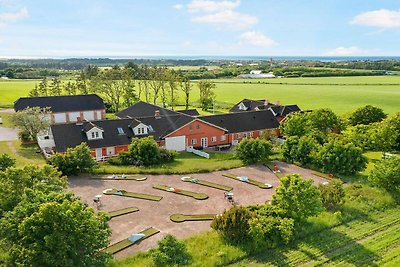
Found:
[249,132,253,137]
[211,136,217,142]
[236,133,241,139]
[243,133,247,138]
[191,139,197,145]
[221,135,226,141]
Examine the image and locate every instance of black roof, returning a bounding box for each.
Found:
[176,109,200,117]
[116,101,180,118]
[14,94,105,112]
[199,109,279,133]
[229,99,277,113]
[51,115,195,152]
[269,105,301,117]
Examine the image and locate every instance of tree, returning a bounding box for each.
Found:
[148,66,166,105]
[11,107,51,141]
[151,235,191,267]
[308,108,340,132]
[49,77,62,96]
[282,136,318,165]
[48,143,97,176]
[198,80,216,111]
[76,71,89,94]
[167,70,179,110]
[0,190,111,267]
[211,206,254,244]
[368,157,400,193]
[29,84,40,97]
[347,105,387,126]
[318,179,345,210]
[316,140,367,175]
[272,174,323,221]
[0,154,16,171]
[63,81,77,95]
[181,77,192,110]
[381,113,400,150]
[235,138,273,164]
[37,78,48,96]
[368,122,397,152]
[280,112,312,137]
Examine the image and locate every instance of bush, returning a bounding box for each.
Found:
[316,140,367,175]
[0,154,16,171]
[159,148,176,163]
[282,136,318,165]
[235,138,273,164]
[347,105,387,126]
[211,206,254,244]
[151,235,191,267]
[272,174,323,221]
[368,157,400,193]
[319,179,346,210]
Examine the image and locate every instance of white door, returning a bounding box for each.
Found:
[165,136,186,151]
[95,148,103,160]
[201,137,208,148]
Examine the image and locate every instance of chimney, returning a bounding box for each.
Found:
[275,100,281,106]
[155,110,161,119]
[264,99,269,106]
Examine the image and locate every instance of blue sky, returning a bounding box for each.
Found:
[0,0,399,58]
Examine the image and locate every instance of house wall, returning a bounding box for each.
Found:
[50,109,106,124]
[90,145,129,160]
[229,128,279,144]
[167,120,228,148]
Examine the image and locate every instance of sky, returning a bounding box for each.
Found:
[0,0,399,58]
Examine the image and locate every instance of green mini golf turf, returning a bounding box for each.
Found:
[108,207,139,218]
[103,227,160,254]
[90,175,147,181]
[222,174,273,189]
[152,184,209,200]
[181,176,233,191]
[265,162,285,179]
[102,189,162,201]
[170,213,216,223]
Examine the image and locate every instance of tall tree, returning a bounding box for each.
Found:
[198,80,216,111]
[76,71,89,95]
[11,107,51,141]
[63,81,77,95]
[181,77,192,110]
[37,78,48,96]
[29,84,40,97]
[167,70,179,110]
[49,77,62,96]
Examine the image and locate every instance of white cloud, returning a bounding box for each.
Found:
[351,9,400,28]
[0,7,28,27]
[188,0,240,13]
[173,4,184,10]
[326,46,364,56]
[192,10,258,30]
[239,31,277,48]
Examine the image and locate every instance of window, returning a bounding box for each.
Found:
[211,136,217,142]
[117,127,124,134]
[236,133,241,139]
[189,125,193,131]
[249,132,253,137]
[196,124,200,129]
[148,125,154,132]
[191,139,197,145]
[259,130,264,136]
[243,133,247,138]
[137,128,142,134]
[221,135,226,141]
[91,132,95,138]
[95,132,99,138]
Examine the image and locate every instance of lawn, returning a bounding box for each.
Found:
[93,152,243,175]
[2,76,400,114]
[0,140,45,167]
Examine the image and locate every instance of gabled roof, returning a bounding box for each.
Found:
[176,109,200,117]
[199,109,279,133]
[229,99,265,113]
[116,101,180,118]
[14,94,105,113]
[83,121,103,132]
[269,105,301,117]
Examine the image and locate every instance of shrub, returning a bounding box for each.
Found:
[272,174,323,221]
[319,179,346,210]
[316,140,367,175]
[0,154,16,171]
[235,138,273,164]
[280,112,312,137]
[211,206,254,244]
[151,235,191,267]
[347,105,387,126]
[158,148,176,163]
[282,136,318,165]
[368,157,400,193]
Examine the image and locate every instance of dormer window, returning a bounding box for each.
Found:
[132,123,148,136]
[117,127,125,134]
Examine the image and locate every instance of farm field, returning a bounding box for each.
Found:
[1,76,400,114]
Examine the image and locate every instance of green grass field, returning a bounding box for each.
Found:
[1,76,399,114]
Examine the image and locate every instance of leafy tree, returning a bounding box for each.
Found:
[63,81,77,95]
[0,154,16,171]
[343,124,371,150]
[151,235,191,267]
[280,112,312,137]
[181,77,192,110]
[167,70,179,110]
[235,138,273,164]
[282,136,318,165]
[198,80,216,111]
[37,78,48,96]
[381,113,400,150]
[272,174,323,221]
[49,77,62,96]
[308,108,340,132]
[0,165,66,215]
[0,190,110,267]
[368,157,400,193]
[12,107,51,141]
[29,84,40,97]
[347,105,387,126]
[211,206,254,244]
[48,143,97,176]
[316,140,367,175]
[368,122,397,152]
[318,179,345,210]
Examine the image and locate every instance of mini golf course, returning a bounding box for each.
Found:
[222,173,273,189]
[108,207,139,219]
[170,213,216,223]
[103,189,163,201]
[152,184,209,200]
[181,177,233,191]
[90,175,147,181]
[265,162,284,179]
[103,227,160,254]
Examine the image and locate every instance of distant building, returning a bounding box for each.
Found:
[239,71,276,79]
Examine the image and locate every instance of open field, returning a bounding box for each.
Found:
[1,76,400,114]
